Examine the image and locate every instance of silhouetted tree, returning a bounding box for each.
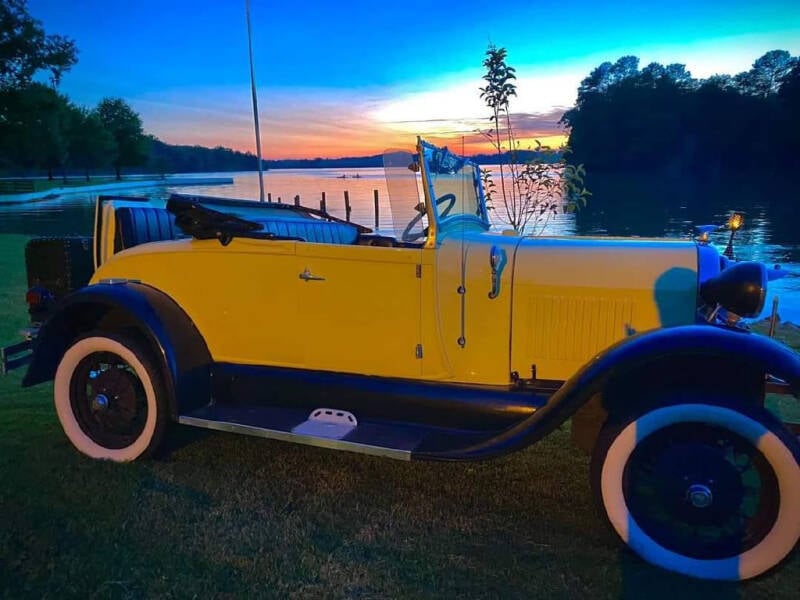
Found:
[68,106,116,180]
[776,62,800,169]
[0,83,72,177]
[562,50,798,173]
[0,0,77,89]
[97,98,148,180]
[735,50,797,97]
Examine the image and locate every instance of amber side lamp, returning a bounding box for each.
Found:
[724,211,745,258]
[728,212,744,232]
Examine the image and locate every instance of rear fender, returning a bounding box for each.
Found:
[23,282,212,418]
[415,325,800,461]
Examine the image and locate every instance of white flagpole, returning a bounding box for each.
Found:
[246,0,266,202]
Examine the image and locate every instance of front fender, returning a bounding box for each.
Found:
[416,325,800,461]
[23,282,212,418]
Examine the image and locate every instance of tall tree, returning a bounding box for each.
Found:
[68,106,116,180]
[96,98,148,180]
[0,83,72,177]
[576,61,613,104]
[776,63,800,169]
[735,50,797,97]
[0,0,77,89]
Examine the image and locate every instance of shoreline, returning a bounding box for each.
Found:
[0,176,234,204]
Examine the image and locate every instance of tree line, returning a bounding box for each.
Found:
[0,0,266,180]
[0,0,148,180]
[561,50,800,173]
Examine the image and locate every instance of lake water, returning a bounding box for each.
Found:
[1,168,798,322]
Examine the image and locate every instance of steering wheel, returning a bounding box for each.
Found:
[435,193,457,218]
[400,194,458,242]
[401,210,427,242]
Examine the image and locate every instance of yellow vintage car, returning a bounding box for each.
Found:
[3,138,800,581]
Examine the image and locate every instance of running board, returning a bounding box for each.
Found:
[178,404,498,461]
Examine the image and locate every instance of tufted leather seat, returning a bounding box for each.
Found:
[114,206,183,251]
[115,206,359,251]
[254,218,359,245]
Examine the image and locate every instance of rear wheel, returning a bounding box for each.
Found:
[591,400,800,580]
[54,333,168,461]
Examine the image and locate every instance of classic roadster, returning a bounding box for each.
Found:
[2,138,800,581]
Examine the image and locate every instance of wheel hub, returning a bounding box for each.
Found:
[623,422,780,560]
[70,351,149,449]
[92,393,109,411]
[687,483,714,508]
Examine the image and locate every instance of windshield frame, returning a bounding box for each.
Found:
[417,138,490,247]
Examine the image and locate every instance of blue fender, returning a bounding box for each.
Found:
[415,325,800,461]
[23,282,212,418]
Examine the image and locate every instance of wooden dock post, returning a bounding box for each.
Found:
[344,191,351,222]
[277,196,282,204]
[294,195,300,206]
[320,191,327,213]
[267,192,272,203]
[373,189,379,229]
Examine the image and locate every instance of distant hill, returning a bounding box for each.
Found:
[265,149,561,170]
[4,140,559,178]
[265,155,384,170]
[147,138,267,173]
[148,139,561,173]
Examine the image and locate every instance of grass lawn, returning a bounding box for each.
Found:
[1,234,799,598]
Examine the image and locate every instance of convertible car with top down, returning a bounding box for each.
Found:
[2,138,800,581]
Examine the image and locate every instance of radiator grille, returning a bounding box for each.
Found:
[527,295,634,361]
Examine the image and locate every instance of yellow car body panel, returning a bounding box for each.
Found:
[431,231,517,385]
[94,239,427,378]
[294,243,423,378]
[509,237,698,380]
[92,222,699,386]
[92,238,306,368]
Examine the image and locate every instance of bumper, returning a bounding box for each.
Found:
[1,329,37,376]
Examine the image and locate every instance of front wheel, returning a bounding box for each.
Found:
[54,333,169,461]
[591,400,800,580]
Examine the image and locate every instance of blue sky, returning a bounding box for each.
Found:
[28,0,800,158]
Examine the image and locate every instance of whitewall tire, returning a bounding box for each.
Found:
[591,401,800,581]
[54,333,168,461]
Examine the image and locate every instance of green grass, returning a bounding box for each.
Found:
[1,233,799,598]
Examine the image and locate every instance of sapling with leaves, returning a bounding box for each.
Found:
[479,44,590,234]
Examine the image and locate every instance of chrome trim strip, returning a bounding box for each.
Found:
[177,415,413,461]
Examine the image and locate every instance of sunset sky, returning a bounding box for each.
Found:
[28,0,800,159]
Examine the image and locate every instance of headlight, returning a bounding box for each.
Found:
[699,261,767,318]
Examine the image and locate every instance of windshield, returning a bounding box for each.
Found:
[382,140,490,244]
[382,149,426,241]
[420,140,489,230]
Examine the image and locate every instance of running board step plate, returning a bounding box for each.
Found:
[292,408,357,439]
[178,404,434,460]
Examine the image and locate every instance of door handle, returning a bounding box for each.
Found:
[488,245,507,299]
[299,268,325,281]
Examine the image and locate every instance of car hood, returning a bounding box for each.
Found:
[436,229,700,381]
